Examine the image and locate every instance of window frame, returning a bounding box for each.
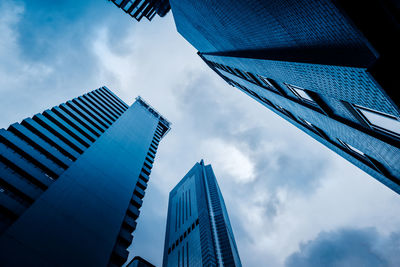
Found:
[298,117,330,140]
[257,75,275,89]
[337,139,366,157]
[336,138,389,175]
[285,83,317,104]
[233,68,247,79]
[353,104,400,139]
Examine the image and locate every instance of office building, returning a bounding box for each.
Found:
[127,256,156,267]
[109,0,170,21]
[162,160,241,267]
[0,87,171,266]
[168,0,400,193]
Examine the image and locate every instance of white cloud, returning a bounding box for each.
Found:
[232,153,400,266]
[1,3,400,267]
[0,1,54,99]
[90,15,400,265]
[202,138,256,183]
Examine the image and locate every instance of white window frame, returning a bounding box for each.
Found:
[336,138,388,175]
[285,83,316,104]
[337,139,366,157]
[353,104,400,139]
[257,75,277,90]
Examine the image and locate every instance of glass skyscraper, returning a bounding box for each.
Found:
[0,87,170,266]
[109,0,170,21]
[127,256,155,267]
[162,160,241,267]
[168,0,400,194]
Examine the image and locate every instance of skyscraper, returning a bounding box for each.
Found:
[162,160,241,267]
[109,0,170,21]
[0,87,171,266]
[168,0,400,194]
[127,256,156,267]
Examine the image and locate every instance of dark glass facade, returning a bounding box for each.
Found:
[127,256,156,267]
[169,0,400,194]
[0,87,170,266]
[109,0,170,21]
[162,160,241,267]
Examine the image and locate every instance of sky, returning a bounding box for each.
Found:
[1,0,400,266]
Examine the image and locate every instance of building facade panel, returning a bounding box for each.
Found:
[204,55,398,117]
[0,88,170,267]
[170,0,375,62]
[168,0,400,194]
[214,69,400,192]
[163,161,241,267]
[109,0,171,22]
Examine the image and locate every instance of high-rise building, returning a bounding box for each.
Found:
[0,87,171,266]
[109,0,170,21]
[168,0,400,194]
[127,256,156,267]
[162,160,241,267]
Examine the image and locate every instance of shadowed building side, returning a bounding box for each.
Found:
[0,87,171,267]
[127,256,156,267]
[168,0,400,194]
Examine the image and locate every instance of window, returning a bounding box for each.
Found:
[123,1,133,11]
[226,66,235,74]
[243,71,255,81]
[336,138,389,175]
[285,84,316,104]
[113,0,124,5]
[298,118,330,140]
[239,72,260,86]
[259,96,274,107]
[257,75,275,89]
[219,65,228,72]
[301,118,313,128]
[337,139,365,157]
[275,105,297,121]
[353,105,400,138]
[233,68,246,79]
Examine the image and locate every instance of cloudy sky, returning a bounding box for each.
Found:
[1,1,400,266]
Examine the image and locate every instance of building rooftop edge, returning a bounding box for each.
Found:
[127,256,156,267]
[135,96,171,137]
[168,160,213,196]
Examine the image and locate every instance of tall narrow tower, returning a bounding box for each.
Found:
[162,160,241,267]
[0,87,170,267]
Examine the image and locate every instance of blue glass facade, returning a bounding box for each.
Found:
[0,87,171,266]
[127,256,155,267]
[109,0,170,21]
[169,0,400,194]
[162,161,241,267]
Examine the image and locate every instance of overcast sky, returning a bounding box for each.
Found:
[1,1,400,266]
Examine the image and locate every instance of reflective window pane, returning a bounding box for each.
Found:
[357,106,400,136]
